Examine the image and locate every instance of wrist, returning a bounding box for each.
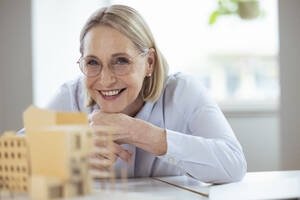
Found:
[130,118,167,156]
[156,128,167,156]
[129,118,143,144]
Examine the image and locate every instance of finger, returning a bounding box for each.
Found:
[124,150,133,163]
[93,142,132,163]
[89,163,106,171]
[90,169,112,179]
[88,109,100,122]
[90,152,109,160]
[89,158,113,170]
[89,152,116,171]
[93,146,118,161]
[94,137,109,147]
[113,143,133,164]
[127,150,134,156]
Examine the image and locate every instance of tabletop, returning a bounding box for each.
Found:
[155,171,300,200]
[1,170,300,200]
[60,170,300,200]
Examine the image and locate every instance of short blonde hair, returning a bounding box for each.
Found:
[79,5,169,107]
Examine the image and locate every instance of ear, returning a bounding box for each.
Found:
[145,48,156,76]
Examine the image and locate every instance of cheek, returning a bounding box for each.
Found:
[127,67,147,92]
[127,76,145,94]
[85,78,96,93]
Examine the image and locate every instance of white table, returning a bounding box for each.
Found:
[89,177,207,200]
[2,171,300,200]
[209,170,300,200]
[156,170,300,200]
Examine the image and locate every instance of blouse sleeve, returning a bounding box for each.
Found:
[17,82,76,135]
[45,76,84,112]
[158,75,247,183]
[45,83,73,111]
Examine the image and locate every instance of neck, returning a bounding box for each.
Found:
[122,95,145,117]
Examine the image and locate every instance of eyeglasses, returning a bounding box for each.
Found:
[77,51,148,77]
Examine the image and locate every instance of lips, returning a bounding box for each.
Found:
[100,89,122,96]
[98,88,126,100]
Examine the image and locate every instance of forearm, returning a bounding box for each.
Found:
[158,130,247,183]
[130,118,167,156]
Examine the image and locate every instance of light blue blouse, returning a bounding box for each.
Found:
[43,72,246,183]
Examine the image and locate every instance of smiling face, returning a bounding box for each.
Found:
[82,25,154,116]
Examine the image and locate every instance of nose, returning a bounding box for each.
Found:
[98,64,117,87]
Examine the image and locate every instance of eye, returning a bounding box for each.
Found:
[87,59,99,66]
[115,57,130,65]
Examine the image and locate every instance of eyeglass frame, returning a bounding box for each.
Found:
[77,49,150,77]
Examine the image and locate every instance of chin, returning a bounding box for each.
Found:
[98,103,126,113]
[101,108,123,113]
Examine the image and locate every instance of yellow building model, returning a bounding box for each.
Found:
[0,106,176,200]
[0,132,29,193]
[0,105,94,200]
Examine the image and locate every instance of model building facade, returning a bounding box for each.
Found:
[0,132,29,193]
[0,105,93,200]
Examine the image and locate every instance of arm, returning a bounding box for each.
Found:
[151,74,247,183]
[158,104,247,183]
[126,106,246,183]
[89,107,246,183]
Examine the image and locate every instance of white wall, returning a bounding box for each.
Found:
[279,0,300,169]
[0,0,33,133]
[221,0,300,172]
[32,0,109,107]
[226,113,279,172]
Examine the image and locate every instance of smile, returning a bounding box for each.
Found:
[99,88,126,99]
[101,89,122,96]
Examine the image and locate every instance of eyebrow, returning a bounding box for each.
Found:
[85,52,130,60]
[84,55,99,59]
[111,52,130,57]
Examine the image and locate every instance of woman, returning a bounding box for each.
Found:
[46,4,246,183]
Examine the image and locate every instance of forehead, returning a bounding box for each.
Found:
[83,25,137,56]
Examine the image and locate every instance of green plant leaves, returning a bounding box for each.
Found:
[209,0,262,25]
[209,11,220,25]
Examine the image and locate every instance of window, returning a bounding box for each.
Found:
[33,0,278,111]
[72,168,81,176]
[49,185,63,198]
[74,134,81,150]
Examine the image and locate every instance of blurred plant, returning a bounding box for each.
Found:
[209,0,264,25]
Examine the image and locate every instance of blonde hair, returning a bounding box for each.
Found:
[79,5,169,107]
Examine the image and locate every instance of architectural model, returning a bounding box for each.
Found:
[0,105,94,199]
[0,105,175,200]
[0,131,29,194]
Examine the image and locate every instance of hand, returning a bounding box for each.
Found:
[89,134,133,171]
[89,110,167,156]
[89,110,136,144]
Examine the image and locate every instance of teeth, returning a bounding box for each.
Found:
[101,89,121,96]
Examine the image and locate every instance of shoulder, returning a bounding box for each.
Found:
[60,75,84,91]
[165,73,202,90]
[45,76,85,111]
[163,72,212,106]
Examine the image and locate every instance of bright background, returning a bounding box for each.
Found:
[32,0,279,109]
[3,0,300,173]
